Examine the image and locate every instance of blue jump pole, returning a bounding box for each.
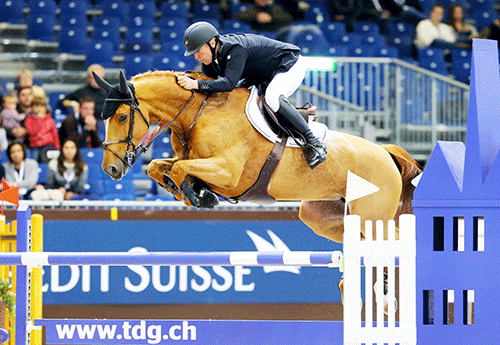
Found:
[15,205,31,345]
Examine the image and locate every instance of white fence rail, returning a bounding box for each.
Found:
[343,214,416,345]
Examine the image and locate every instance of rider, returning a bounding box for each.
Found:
[177,21,328,169]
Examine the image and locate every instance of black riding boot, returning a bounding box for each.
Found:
[275,95,328,169]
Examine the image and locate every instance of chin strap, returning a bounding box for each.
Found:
[209,37,219,63]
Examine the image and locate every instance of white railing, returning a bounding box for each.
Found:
[294,57,469,162]
[343,214,416,345]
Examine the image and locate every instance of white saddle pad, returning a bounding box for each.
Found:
[245,86,328,148]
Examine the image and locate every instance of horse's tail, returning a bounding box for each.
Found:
[382,144,422,217]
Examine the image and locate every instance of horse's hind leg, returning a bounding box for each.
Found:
[299,200,346,243]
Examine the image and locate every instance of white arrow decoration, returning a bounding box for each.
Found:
[345,170,380,216]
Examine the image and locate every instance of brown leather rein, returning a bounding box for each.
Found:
[102,90,208,169]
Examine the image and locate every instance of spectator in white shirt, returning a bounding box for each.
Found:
[414,4,457,49]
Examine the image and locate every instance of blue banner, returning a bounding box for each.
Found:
[42,220,343,304]
[35,319,343,345]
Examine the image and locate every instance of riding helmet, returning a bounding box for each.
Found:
[183,21,219,56]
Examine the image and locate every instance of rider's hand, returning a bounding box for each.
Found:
[177,75,199,90]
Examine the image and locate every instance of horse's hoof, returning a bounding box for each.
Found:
[162,175,179,194]
[198,188,219,208]
[180,180,201,207]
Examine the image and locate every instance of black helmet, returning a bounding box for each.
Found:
[183,21,219,56]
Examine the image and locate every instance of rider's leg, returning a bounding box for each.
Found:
[265,56,328,169]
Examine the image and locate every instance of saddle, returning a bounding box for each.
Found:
[236,96,318,205]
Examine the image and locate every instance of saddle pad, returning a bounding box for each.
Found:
[245,86,328,148]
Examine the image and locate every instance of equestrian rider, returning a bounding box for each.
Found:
[177,21,328,169]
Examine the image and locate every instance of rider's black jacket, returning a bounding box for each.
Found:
[198,33,300,93]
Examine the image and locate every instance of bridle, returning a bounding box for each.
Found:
[102,95,150,169]
[102,87,207,169]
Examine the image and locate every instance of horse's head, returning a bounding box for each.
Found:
[94,71,150,180]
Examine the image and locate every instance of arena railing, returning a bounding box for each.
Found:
[295,57,470,163]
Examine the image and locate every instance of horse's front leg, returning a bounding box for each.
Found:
[168,156,245,207]
[147,158,183,200]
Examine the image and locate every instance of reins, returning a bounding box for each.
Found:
[102,87,209,168]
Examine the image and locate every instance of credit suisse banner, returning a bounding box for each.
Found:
[42,220,343,304]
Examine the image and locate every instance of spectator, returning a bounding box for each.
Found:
[448,4,479,48]
[414,4,457,49]
[480,18,500,47]
[58,64,107,120]
[1,94,25,144]
[327,0,381,31]
[378,0,427,26]
[232,0,294,33]
[16,86,33,116]
[3,142,39,199]
[15,69,33,91]
[24,96,60,163]
[274,0,310,20]
[32,139,88,201]
[59,97,102,148]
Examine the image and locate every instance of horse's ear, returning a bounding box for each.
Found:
[119,71,129,95]
[92,72,111,92]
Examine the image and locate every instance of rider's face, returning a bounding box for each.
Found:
[193,43,213,65]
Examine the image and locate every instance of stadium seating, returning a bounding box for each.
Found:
[418,48,448,75]
[0,0,25,23]
[86,40,116,67]
[59,26,89,54]
[27,14,57,41]
[160,1,189,19]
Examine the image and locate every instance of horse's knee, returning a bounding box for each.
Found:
[299,201,345,242]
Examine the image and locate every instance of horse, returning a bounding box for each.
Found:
[96,70,421,299]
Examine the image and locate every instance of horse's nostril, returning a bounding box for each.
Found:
[109,165,119,176]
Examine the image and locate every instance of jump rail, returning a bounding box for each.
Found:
[11,205,416,345]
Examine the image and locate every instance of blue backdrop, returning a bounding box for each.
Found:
[42,220,343,304]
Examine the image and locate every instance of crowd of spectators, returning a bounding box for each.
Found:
[0,65,108,201]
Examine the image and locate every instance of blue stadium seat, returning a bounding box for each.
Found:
[80,148,104,164]
[59,13,88,29]
[86,163,105,180]
[158,30,184,45]
[192,2,221,20]
[349,46,376,57]
[339,33,363,47]
[104,180,138,198]
[386,21,416,37]
[86,40,115,67]
[386,35,414,60]
[375,46,399,58]
[145,194,175,201]
[92,18,122,52]
[152,134,173,153]
[304,3,328,23]
[361,33,385,46]
[59,26,89,54]
[418,48,447,75]
[83,179,105,199]
[48,91,67,115]
[157,18,189,32]
[102,194,136,201]
[160,1,189,19]
[127,15,154,31]
[0,0,25,23]
[28,0,56,15]
[472,9,498,31]
[37,163,48,184]
[27,14,56,41]
[292,28,332,56]
[59,0,88,16]
[125,26,154,44]
[128,0,156,20]
[468,0,494,11]
[223,20,251,33]
[123,41,153,54]
[124,54,153,76]
[161,39,185,56]
[327,45,349,57]
[99,0,129,22]
[419,0,437,14]
[352,21,380,35]
[320,21,347,45]
[451,48,471,83]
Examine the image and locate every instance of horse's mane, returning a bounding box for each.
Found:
[130,70,214,82]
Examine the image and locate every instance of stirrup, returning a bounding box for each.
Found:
[302,142,328,169]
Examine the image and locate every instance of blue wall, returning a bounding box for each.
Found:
[42,220,343,304]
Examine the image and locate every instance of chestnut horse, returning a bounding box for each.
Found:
[97,70,421,296]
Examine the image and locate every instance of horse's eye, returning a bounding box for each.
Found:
[118,114,127,122]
